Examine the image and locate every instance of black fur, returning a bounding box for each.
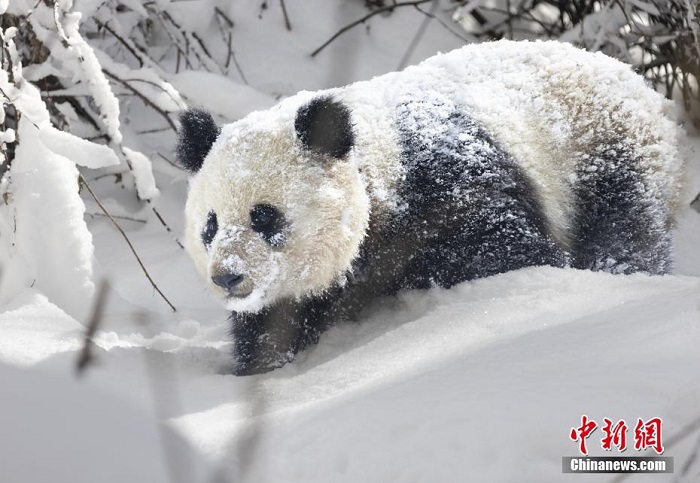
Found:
[295,96,355,158]
[570,143,672,274]
[201,211,218,248]
[250,204,287,246]
[389,92,570,286]
[176,108,220,173]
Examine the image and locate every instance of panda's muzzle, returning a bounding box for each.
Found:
[212,272,244,291]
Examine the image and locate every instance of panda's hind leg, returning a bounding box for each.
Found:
[570,143,672,275]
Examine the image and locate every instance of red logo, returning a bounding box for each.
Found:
[634,417,664,454]
[570,415,597,455]
[601,418,628,452]
[569,416,664,455]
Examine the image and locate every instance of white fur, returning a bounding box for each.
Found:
[184,40,684,310]
[185,94,372,309]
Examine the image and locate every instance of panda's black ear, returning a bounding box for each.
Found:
[295,96,354,159]
[176,108,220,173]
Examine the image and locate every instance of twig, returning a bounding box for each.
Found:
[192,31,213,60]
[76,279,110,376]
[94,19,144,67]
[280,0,292,30]
[151,205,185,249]
[136,126,172,135]
[230,48,248,85]
[160,10,220,73]
[398,0,437,70]
[86,212,147,224]
[156,152,185,171]
[79,174,177,312]
[413,2,470,43]
[145,7,192,71]
[107,76,182,110]
[86,170,125,183]
[103,69,177,131]
[214,7,234,28]
[311,0,433,57]
[214,6,235,74]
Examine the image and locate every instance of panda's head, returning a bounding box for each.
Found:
[176,96,370,312]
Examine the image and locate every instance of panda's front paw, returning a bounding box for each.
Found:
[231,337,294,376]
[230,308,304,376]
[231,356,291,376]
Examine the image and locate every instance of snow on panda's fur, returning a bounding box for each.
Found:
[176,40,685,375]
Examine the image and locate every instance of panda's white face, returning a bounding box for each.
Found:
[183,101,370,313]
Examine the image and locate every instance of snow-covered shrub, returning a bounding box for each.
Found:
[454,0,700,122]
[0,0,194,317]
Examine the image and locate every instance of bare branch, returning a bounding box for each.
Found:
[75,279,110,376]
[79,174,177,312]
[102,69,177,131]
[413,2,470,43]
[94,19,144,67]
[311,0,433,57]
[280,0,292,31]
[151,205,185,250]
[86,212,147,224]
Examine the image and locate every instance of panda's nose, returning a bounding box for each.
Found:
[212,273,244,291]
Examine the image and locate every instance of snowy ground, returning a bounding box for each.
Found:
[2,171,700,482]
[2,227,700,482]
[2,1,700,482]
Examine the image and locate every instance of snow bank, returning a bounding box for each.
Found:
[2,264,698,483]
[0,29,117,318]
[0,116,98,320]
[161,267,699,483]
[0,360,218,483]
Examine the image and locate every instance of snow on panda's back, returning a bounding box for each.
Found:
[337,40,684,248]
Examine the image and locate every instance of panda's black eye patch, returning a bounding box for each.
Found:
[202,211,218,248]
[250,204,286,246]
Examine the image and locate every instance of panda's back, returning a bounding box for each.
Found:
[335,40,683,251]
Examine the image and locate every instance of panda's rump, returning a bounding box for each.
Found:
[569,142,673,274]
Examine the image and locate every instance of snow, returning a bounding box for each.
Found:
[40,126,120,169]
[169,70,276,121]
[2,252,700,481]
[52,0,122,143]
[0,117,96,320]
[0,353,218,483]
[198,268,700,482]
[2,1,700,481]
[124,147,160,200]
[223,0,467,95]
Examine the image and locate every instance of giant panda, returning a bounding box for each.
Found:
[176,40,685,376]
